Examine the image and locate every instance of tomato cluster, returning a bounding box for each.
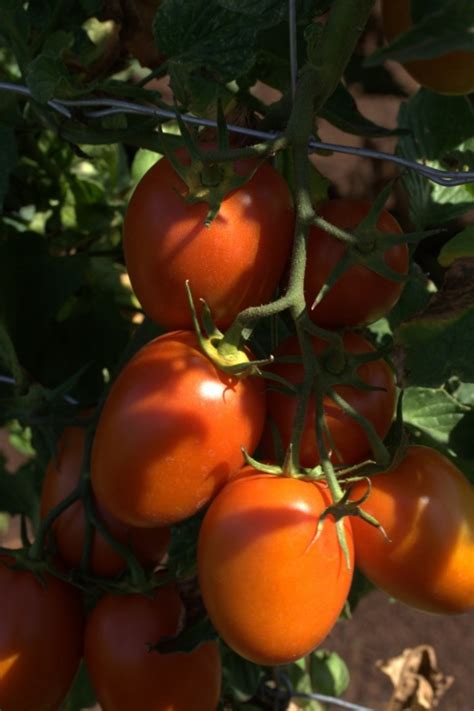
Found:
[3,152,473,711]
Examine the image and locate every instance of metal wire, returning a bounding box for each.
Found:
[1,81,474,186]
[280,673,376,711]
[289,0,298,100]
[0,374,78,405]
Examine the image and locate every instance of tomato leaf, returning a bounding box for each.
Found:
[0,127,18,214]
[397,94,474,229]
[402,387,469,445]
[402,387,474,483]
[321,84,407,138]
[396,260,474,387]
[167,512,204,579]
[0,0,30,66]
[309,649,350,698]
[26,31,75,103]
[59,661,96,711]
[286,660,323,711]
[217,0,288,26]
[154,0,258,82]
[368,0,474,65]
[0,457,42,526]
[438,227,474,266]
[221,644,265,703]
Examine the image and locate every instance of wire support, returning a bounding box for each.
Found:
[1,81,474,186]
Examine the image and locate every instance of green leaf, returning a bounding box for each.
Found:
[438,227,474,266]
[453,381,474,406]
[131,150,161,185]
[403,387,469,446]
[217,0,287,26]
[167,512,204,579]
[59,661,96,711]
[26,30,75,102]
[221,645,265,703]
[397,95,474,230]
[154,0,258,82]
[0,0,30,67]
[287,659,323,711]
[0,127,18,213]
[0,457,42,525]
[321,84,406,138]
[396,261,474,387]
[309,649,350,698]
[387,262,437,330]
[368,0,474,65]
[403,92,474,161]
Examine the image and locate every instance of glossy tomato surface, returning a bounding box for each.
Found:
[264,332,396,468]
[91,331,266,527]
[382,0,474,95]
[124,154,294,330]
[0,557,83,711]
[85,585,221,711]
[41,425,170,576]
[350,446,474,613]
[306,200,408,328]
[198,474,354,665]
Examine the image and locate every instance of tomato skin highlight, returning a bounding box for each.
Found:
[123,155,294,330]
[85,585,221,711]
[40,425,170,576]
[91,331,266,527]
[264,332,396,468]
[306,200,408,328]
[382,0,474,96]
[350,446,474,614]
[198,474,354,666]
[0,558,83,711]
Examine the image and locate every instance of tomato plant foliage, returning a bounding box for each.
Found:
[0,0,473,709]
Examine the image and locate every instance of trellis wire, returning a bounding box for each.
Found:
[1,81,474,187]
[0,374,78,404]
[289,0,298,100]
[266,671,376,711]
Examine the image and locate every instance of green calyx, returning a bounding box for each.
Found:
[311,182,441,312]
[185,281,272,377]
[159,103,260,226]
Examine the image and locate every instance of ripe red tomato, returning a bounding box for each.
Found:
[0,557,83,711]
[198,473,353,665]
[40,425,170,577]
[85,584,221,711]
[264,332,396,468]
[350,446,474,614]
[123,154,294,330]
[382,0,474,95]
[91,331,266,527]
[306,200,408,328]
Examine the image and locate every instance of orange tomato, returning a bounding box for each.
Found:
[350,446,474,613]
[198,474,353,665]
